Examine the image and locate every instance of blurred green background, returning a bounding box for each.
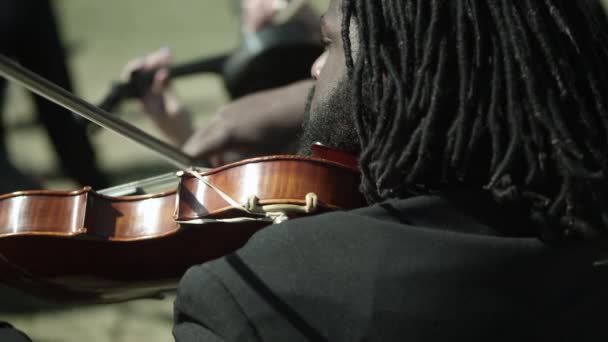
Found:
[1,1,327,341]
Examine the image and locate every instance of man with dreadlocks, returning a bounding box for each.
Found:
[2,0,608,341]
[168,0,608,340]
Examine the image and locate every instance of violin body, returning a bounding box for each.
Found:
[0,155,364,302]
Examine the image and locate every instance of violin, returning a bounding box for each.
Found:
[0,153,362,303]
[0,56,364,303]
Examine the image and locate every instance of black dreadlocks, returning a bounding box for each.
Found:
[343,0,608,241]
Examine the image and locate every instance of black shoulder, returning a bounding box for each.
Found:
[174,264,261,342]
[0,322,31,342]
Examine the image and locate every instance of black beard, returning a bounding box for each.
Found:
[296,80,360,156]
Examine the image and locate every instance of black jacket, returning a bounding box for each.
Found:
[0,322,31,342]
[173,194,608,341]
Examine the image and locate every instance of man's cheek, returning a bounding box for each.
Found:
[316,51,345,86]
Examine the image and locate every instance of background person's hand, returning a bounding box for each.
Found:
[182,80,312,166]
[121,47,193,146]
[242,0,276,33]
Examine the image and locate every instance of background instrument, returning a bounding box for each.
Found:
[96,20,322,116]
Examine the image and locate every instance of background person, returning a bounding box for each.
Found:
[0,0,107,192]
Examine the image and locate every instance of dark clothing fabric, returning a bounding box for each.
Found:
[174,194,608,341]
[0,322,31,342]
[0,0,107,190]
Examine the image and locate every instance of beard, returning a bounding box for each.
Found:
[296,80,361,156]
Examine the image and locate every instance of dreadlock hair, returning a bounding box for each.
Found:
[343,0,608,241]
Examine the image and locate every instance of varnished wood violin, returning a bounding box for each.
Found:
[0,154,362,303]
[0,55,364,303]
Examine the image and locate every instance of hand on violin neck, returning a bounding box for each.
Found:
[121,47,193,147]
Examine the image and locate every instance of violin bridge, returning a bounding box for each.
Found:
[244,193,319,224]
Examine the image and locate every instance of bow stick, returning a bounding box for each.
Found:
[0,54,199,170]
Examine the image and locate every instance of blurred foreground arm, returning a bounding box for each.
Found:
[123,49,312,165]
[183,80,312,164]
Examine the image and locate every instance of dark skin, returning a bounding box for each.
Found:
[297,0,361,156]
[308,0,348,117]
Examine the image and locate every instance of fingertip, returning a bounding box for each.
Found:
[143,48,171,69]
[181,140,198,158]
[156,68,170,82]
